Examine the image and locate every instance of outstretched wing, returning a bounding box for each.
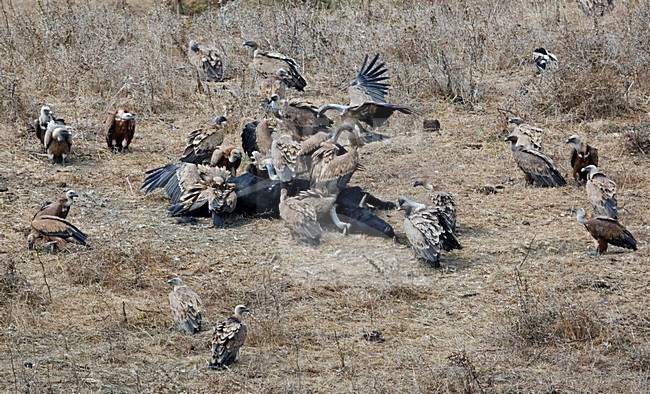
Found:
[348,54,391,107]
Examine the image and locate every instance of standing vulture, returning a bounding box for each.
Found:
[209,305,250,369]
[180,116,227,165]
[241,120,262,159]
[309,124,361,194]
[582,165,617,219]
[565,134,598,185]
[44,120,73,165]
[33,190,79,220]
[210,145,243,177]
[104,108,136,152]
[413,180,457,231]
[27,215,89,253]
[571,208,636,256]
[397,197,461,268]
[505,134,566,187]
[243,41,306,91]
[167,278,203,335]
[189,39,224,82]
[507,118,544,151]
[533,47,558,73]
[28,106,54,145]
[269,95,333,140]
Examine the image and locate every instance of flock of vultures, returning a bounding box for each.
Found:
[23,42,638,369]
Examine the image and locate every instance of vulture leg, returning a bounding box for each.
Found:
[597,239,608,255]
[329,204,351,235]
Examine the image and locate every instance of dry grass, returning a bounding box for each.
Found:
[0,0,649,392]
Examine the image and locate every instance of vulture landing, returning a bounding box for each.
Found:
[505,135,566,187]
[209,305,250,369]
[33,190,78,220]
[582,165,617,219]
[566,135,599,185]
[105,108,136,152]
[167,278,203,335]
[571,208,636,256]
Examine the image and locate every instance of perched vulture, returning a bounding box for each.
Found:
[167,278,203,335]
[209,305,250,369]
[317,53,413,137]
[189,39,224,82]
[397,197,461,268]
[413,180,457,231]
[104,108,136,152]
[565,134,599,185]
[243,40,306,91]
[533,47,558,73]
[571,208,636,256]
[180,115,227,165]
[210,145,243,177]
[309,124,362,194]
[582,165,617,219]
[44,120,73,165]
[33,190,79,220]
[507,118,544,151]
[27,215,89,253]
[28,106,54,145]
[259,69,289,102]
[505,134,566,187]
[269,95,333,140]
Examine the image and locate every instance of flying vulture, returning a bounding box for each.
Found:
[317,53,413,137]
[33,190,79,220]
[582,165,617,219]
[565,134,599,185]
[167,278,204,335]
[104,108,136,152]
[210,145,243,177]
[209,305,250,369]
[507,118,544,151]
[397,197,461,268]
[27,215,89,253]
[413,180,457,231]
[189,39,224,82]
[243,40,306,91]
[269,95,333,140]
[180,115,227,165]
[571,208,636,256]
[533,47,558,73]
[44,120,73,165]
[505,134,566,187]
[309,124,362,194]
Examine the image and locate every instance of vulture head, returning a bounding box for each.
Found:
[189,39,200,53]
[507,117,524,125]
[504,134,519,147]
[565,134,581,145]
[51,124,72,141]
[40,106,53,118]
[167,277,183,286]
[570,207,588,223]
[117,109,135,121]
[413,179,434,191]
[234,304,250,318]
[534,47,549,56]
[242,40,258,57]
[65,190,79,204]
[276,68,289,78]
[214,115,227,126]
[228,148,243,163]
[397,196,426,216]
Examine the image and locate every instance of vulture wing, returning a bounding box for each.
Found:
[404,214,442,266]
[587,217,637,251]
[169,286,203,334]
[272,135,302,182]
[349,102,414,128]
[211,317,247,368]
[279,197,323,245]
[104,111,117,149]
[282,99,332,139]
[587,173,617,218]
[259,51,306,91]
[348,53,390,106]
[310,143,359,194]
[241,120,260,158]
[512,147,567,187]
[30,215,88,248]
[180,124,225,164]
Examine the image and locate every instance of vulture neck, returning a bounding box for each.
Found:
[400,197,426,214]
[64,197,74,207]
[317,104,347,118]
[575,209,588,224]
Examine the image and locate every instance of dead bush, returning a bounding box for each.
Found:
[0,259,47,309]
[622,123,650,156]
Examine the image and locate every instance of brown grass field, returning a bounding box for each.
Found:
[1,0,649,392]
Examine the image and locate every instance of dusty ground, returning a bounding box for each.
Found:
[1,1,649,393]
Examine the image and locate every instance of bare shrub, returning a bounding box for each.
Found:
[0,259,46,309]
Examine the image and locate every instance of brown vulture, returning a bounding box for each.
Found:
[533,47,558,74]
[104,108,136,152]
[33,190,79,220]
[243,40,306,91]
[209,145,243,177]
[270,134,303,182]
[397,197,461,268]
[317,53,413,139]
[582,165,617,219]
[505,134,566,187]
[209,305,250,369]
[180,115,227,165]
[507,118,544,151]
[269,95,333,140]
[27,215,89,253]
[565,134,599,185]
[167,278,204,335]
[44,120,73,165]
[259,69,289,103]
[308,124,362,194]
[413,180,457,231]
[571,208,636,256]
[189,39,224,82]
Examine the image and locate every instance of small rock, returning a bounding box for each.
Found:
[57,182,67,188]
[423,119,440,132]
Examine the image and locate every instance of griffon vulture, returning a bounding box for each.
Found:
[505,134,566,187]
[507,118,544,151]
[270,134,303,182]
[27,215,89,253]
[309,124,362,194]
[209,305,250,369]
[180,115,227,165]
[210,145,243,177]
[565,135,599,185]
[105,108,136,152]
[243,40,306,91]
[167,278,204,335]
[571,208,636,256]
[582,165,617,219]
[189,39,224,82]
[269,95,333,140]
[28,106,53,145]
[533,47,558,73]
[33,190,79,220]
[413,180,457,231]
[397,197,461,268]
[259,69,289,102]
[44,120,73,165]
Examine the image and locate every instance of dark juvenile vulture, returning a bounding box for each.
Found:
[533,47,558,73]
[180,116,227,165]
[209,305,250,369]
[189,39,224,82]
[167,278,204,335]
[505,134,566,187]
[582,165,617,219]
[44,120,73,165]
[507,118,544,151]
[269,95,333,140]
[210,145,243,177]
[317,53,413,136]
[241,120,262,159]
[397,197,461,268]
[571,208,636,256]
[33,190,78,220]
[309,124,362,194]
[28,215,89,253]
[413,180,457,231]
[243,40,306,91]
[565,134,599,185]
[104,108,136,152]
